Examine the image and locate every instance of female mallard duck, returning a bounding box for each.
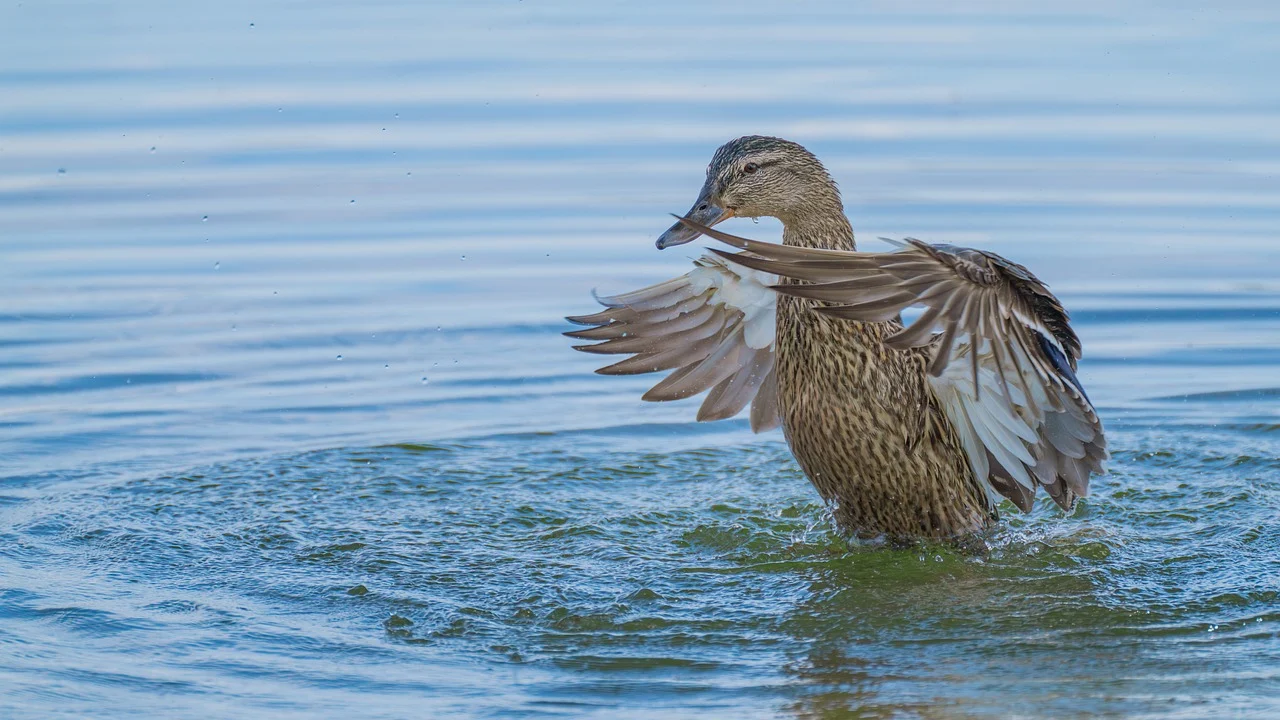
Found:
[566,136,1107,541]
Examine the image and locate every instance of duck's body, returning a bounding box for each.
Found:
[772,211,993,538]
[568,136,1107,542]
[777,294,993,538]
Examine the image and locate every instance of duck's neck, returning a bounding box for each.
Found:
[780,198,855,251]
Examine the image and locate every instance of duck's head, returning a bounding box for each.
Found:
[655,135,841,249]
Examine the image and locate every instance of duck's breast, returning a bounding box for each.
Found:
[774,296,994,538]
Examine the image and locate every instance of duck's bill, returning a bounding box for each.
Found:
[655,198,734,250]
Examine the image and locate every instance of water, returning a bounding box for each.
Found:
[3,1,1280,717]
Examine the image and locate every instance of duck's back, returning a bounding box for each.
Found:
[774,294,995,540]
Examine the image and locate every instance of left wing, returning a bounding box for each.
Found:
[566,253,780,432]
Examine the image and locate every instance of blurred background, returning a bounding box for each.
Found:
[3,2,1279,718]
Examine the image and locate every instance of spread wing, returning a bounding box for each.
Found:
[684,219,1106,512]
[565,254,780,432]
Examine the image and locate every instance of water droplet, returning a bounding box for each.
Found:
[460,255,466,261]
[436,326,441,332]
[336,355,344,361]
[384,364,389,369]
[277,107,283,113]
[421,377,429,385]
[272,290,278,295]
[213,261,220,270]
[349,199,356,204]
[751,217,759,224]
[231,324,237,331]
[149,146,156,153]
[249,22,255,28]
[394,113,399,119]
[57,168,66,174]
[406,171,412,176]
[201,215,209,222]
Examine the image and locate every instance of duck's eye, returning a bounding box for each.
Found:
[743,162,759,174]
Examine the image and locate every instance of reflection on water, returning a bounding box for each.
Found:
[2,1,1280,717]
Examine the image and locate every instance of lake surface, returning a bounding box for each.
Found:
[3,1,1280,717]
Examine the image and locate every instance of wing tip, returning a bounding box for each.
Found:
[566,310,615,326]
[572,343,617,355]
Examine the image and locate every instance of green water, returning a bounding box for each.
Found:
[8,426,1279,717]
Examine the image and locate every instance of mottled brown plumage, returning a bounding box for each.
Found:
[774,289,996,539]
[567,136,1107,542]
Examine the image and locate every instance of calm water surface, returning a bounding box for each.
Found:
[3,1,1280,717]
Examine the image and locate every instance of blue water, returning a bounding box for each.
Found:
[3,1,1280,717]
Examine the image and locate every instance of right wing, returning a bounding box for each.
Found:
[565,254,780,432]
[681,218,1107,513]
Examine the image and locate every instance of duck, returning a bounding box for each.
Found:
[566,136,1107,542]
